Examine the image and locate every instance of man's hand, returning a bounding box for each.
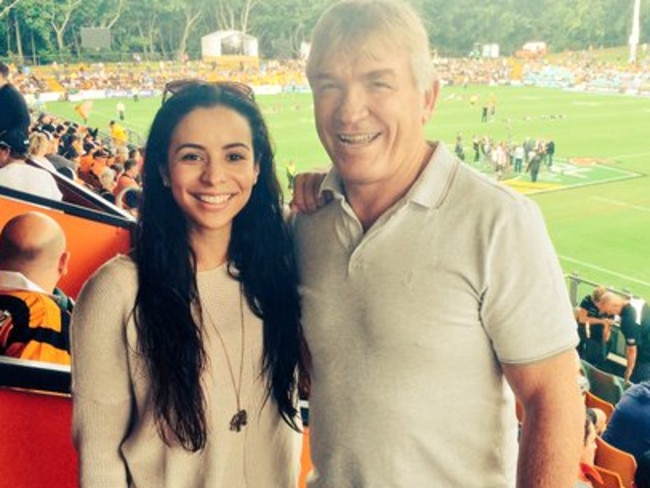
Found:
[289,172,331,214]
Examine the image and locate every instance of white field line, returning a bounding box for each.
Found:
[608,151,650,160]
[590,165,642,178]
[592,196,650,213]
[559,256,650,287]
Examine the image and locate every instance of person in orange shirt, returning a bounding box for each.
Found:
[113,158,140,198]
[0,212,72,365]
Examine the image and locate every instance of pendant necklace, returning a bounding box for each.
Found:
[203,288,247,432]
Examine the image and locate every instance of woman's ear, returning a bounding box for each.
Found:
[253,164,260,185]
[159,168,170,187]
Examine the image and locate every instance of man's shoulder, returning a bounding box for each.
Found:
[451,160,531,213]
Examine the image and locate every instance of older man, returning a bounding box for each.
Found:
[292,1,584,487]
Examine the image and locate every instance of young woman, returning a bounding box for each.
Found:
[71,83,304,487]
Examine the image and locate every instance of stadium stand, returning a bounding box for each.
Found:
[595,436,638,488]
[585,391,615,424]
[581,360,627,405]
[593,466,625,488]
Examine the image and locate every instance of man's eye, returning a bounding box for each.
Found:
[317,82,338,92]
[371,81,392,89]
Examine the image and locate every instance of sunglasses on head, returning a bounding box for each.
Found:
[161,79,255,104]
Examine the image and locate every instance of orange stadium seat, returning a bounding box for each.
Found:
[595,436,637,488]
[593,465,625,488]
[585,391,615,423]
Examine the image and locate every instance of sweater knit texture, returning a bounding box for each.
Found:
[71,254,301,488]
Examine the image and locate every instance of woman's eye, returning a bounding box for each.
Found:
[179,153,202,163]
[226,153,246,162]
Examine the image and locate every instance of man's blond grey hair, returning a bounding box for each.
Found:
[306,0,435,93]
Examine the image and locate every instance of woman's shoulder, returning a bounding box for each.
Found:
[80,254,137,298]
[97,253,136,276]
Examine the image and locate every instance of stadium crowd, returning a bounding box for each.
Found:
[5,45,650,99]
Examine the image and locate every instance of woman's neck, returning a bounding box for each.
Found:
[190,227,231,271]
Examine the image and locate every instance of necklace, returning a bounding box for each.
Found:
[203,288,247,432]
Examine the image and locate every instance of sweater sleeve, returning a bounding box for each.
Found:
[71,256,137,488]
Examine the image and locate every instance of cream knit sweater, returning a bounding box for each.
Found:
[71,255,301,488]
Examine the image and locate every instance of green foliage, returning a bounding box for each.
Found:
[1,0,649,62]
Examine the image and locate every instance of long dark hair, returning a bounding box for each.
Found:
[134,83,302,451]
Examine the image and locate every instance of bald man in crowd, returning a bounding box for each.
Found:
[0,212,72,364]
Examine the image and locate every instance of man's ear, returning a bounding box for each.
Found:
[58,250,71,277]
[422,78,440,125]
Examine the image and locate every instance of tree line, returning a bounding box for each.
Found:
[0,0,648,64]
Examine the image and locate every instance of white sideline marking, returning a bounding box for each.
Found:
[559,256,650,287]
[610,151,650,160]
[592,196,650,213]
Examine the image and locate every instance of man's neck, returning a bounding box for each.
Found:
[345,142,435,232]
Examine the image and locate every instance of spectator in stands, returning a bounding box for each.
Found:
[97,167,117,203]
[577,354,607,434]
[33,113,56,135]
[575,415,602,488]
[576,285,614,367]
[112,158,140,197]
[60,133,82,167]
[43,130,78,176]
[291,1,584,487]
[128,146,144,173]
[601,380,650,462]
[116,186,142,218]
[636,450,650,488]
[598,291,650,383]
[0,130,63,201]
[28,131,58,172]
[80,148,110,189]
[0,61,31,137]
[71,82,303,487]
[0,211,72,364]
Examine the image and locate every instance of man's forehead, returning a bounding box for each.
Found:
[310,41,406,77]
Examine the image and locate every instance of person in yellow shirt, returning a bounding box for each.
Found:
[109,120,128,148]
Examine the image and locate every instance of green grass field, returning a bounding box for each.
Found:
[45,85,650,298]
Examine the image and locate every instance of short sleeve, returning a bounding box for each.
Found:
[480,198,579,364]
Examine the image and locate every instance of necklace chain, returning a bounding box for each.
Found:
[202,286,247,432]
